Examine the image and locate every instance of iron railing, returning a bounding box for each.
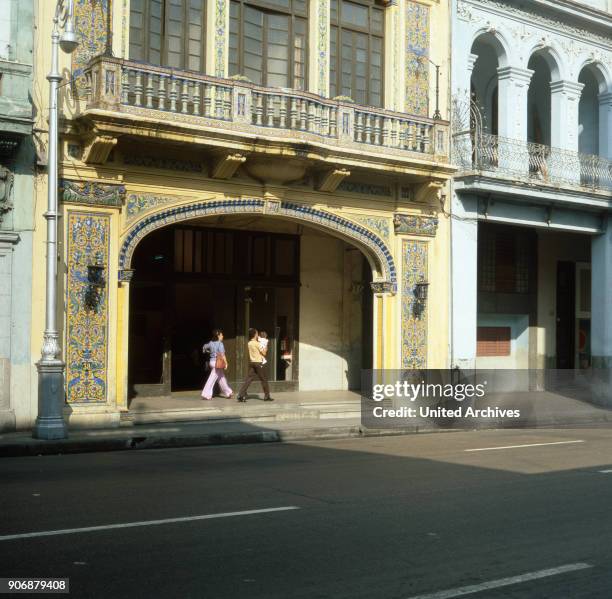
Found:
[453,131,612,192]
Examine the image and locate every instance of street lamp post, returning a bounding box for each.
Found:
[33,0,79,440]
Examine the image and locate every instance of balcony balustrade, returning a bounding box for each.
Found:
[453,130,612,193]
[80,56,450,165]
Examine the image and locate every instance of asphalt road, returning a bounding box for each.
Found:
[2,427,612,598]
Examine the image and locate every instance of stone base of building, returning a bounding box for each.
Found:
[64,407,122,430]
[0,409,16,432]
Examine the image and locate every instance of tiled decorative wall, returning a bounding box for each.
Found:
[72,0,110,92]
[401,239,428,369]
[318,0,330,96]
[215,0,228,77]
[65,212,110,403]
[405,1,430,117]
[126,194,176,223]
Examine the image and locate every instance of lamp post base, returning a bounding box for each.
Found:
[33,359,68,440]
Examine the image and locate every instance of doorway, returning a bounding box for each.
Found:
[128,224,300,397]
[556,261,575,369]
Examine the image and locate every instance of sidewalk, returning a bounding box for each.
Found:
[0,417,388,457]
[2,389,612,457]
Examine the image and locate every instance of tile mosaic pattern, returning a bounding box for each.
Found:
[66,212,110,403]
[126,194,176,222]
[318,0,330,96]
[61,180,125,207]
[72,0,109,92]
[401,239,428,369]
[346,214,391,242]
[405,1,430,117]
[215,0,227,77]
[119,198,397,291]
[393,214,438,236]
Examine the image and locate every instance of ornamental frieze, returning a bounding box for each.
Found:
[345,213,391,242]
[393,213,439,236]
[126,194,177,223]
[61,180,126,207]
[123,154,203,172]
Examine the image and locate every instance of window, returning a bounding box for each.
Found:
[477,327,511,357]
[478,225,533,294]
[229,0,308,90]
[129,0,206,72]
[330,0,383,107]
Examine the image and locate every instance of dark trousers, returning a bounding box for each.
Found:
[238,362,270,398]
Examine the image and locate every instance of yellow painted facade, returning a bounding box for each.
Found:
[26,0,454,428]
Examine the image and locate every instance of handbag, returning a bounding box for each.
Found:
[215,353,227,369]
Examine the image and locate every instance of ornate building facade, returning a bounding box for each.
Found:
[0,0,35,431]
[23,0,454,429]
[451,0,612,373]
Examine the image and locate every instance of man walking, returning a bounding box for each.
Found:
[237,328,273,402]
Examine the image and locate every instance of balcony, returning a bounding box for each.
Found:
[453,131,612,195]
[77,56,452,180]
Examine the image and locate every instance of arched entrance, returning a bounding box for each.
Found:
[118,198,396,403]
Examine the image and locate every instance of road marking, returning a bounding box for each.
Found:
[405,563,593,599]
[465,440,584,452]
[0,506,300,542]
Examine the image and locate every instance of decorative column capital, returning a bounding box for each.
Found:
[598,91,612,106]
[370,281,396,295]
[496,66,534,85]
[118,269,135,284]
[550,80,584,98]
[467,53,479,74]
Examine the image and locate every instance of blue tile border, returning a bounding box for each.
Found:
[118,198,397,292]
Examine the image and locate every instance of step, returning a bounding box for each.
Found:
[122,401,362,425]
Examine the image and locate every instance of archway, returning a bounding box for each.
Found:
[470,33,507,135]
[578,63,608,157]
[119,199,395,401]
[527,51,555,147]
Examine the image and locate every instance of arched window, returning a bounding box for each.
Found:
[129,0,206,72]
[229,0,308,90]
[329,0,384,107]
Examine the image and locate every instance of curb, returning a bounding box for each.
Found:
[0,426,366,457]
[2,414,612,457]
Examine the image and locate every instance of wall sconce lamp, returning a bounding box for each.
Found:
[414,279,429,318]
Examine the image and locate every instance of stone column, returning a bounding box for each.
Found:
[550,80,584,184]
[116,270,134,411]
[496,66,533,141]
[0,233,18,431]
[550,80,584,152]
[496,67,533,176]
[591,216,612,369]
[599,92,612,160]
[451,193,478,371]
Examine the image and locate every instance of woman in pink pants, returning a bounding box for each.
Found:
[201,329,233,400]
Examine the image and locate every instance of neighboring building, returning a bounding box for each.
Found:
[451,0,612,373]
[28,0,454,428]
[0,0,35,431]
